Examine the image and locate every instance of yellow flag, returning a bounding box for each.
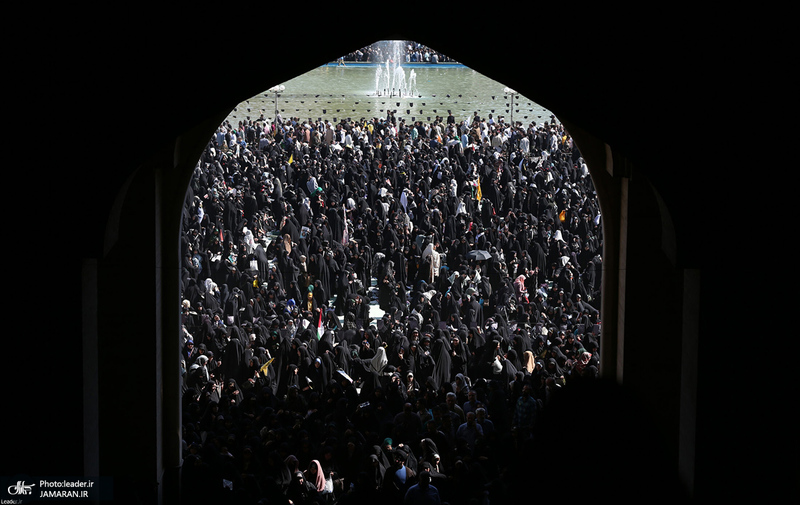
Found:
[559,209,566,222]
[288,153,293,165]
[260,357,275,375]
[476,179,482,201]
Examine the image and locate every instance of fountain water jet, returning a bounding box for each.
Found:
[373,40,418,98]
[408,70,418,97]
[375,66,383,96]
[393,64,407,97]
[376,59,416,97]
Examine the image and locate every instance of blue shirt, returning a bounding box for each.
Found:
[394,464,407,484]
[456,422,484,451]
[514,395,538,428]
[404,483,441,505]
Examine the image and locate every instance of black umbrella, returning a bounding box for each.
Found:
[466,249,491,261]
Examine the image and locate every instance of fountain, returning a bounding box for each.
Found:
[375,66,383,96]
[393,64,407,97]
[408,69,418,97]
[375,59,416,97]
[374,40,416,98]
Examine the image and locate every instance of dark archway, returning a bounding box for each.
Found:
[169,46,689,503]
[13,15,763,505]
[101,37,691,502]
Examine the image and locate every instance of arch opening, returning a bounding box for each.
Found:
[9,19,721,505]
[174,39,625,504]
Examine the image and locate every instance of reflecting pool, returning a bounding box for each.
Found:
[225,63,556,127]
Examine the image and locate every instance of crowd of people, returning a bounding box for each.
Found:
[177,107,604,504]
[337,41,459,64]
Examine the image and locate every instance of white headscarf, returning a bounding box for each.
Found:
[243,227,255,253]
[370,346,388,374]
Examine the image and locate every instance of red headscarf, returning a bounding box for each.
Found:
[305,459,326,492]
